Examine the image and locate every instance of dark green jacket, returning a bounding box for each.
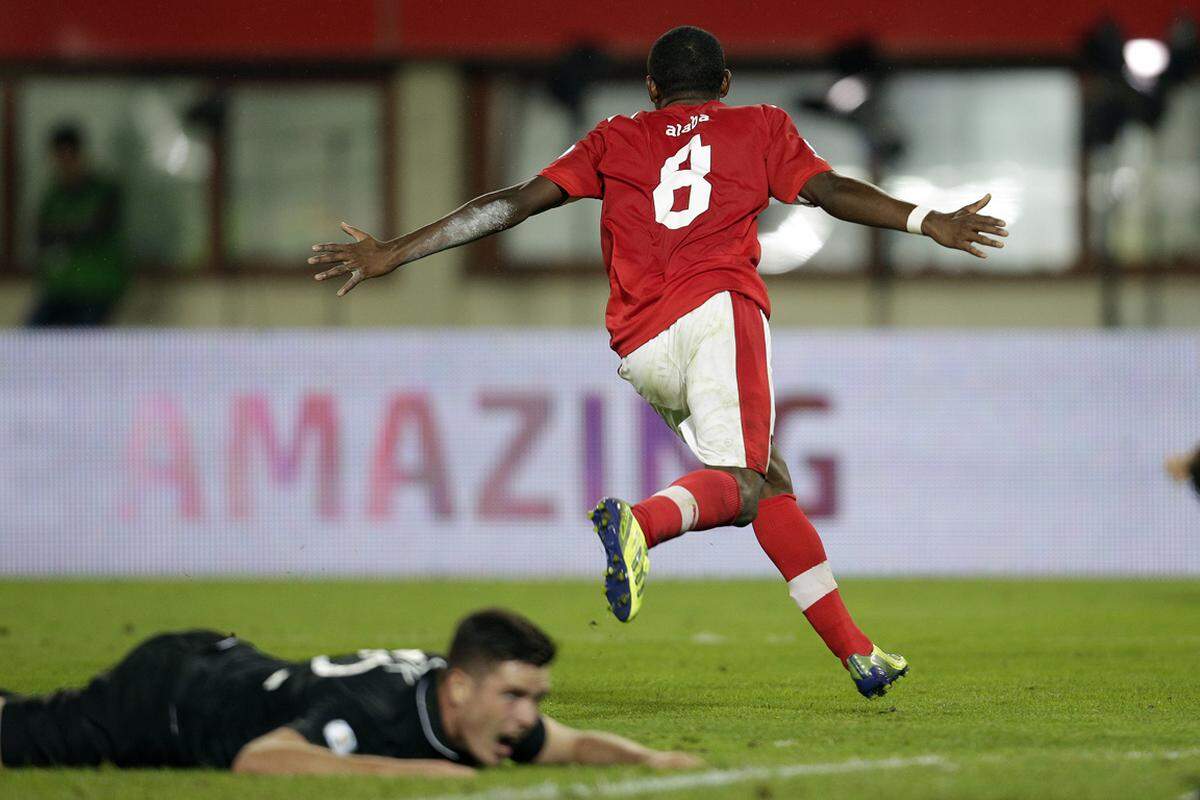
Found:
[36,175,127,302]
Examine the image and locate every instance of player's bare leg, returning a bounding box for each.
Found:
[751,444,909,698]
[705,465,766,527]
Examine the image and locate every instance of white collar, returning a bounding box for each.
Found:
[415,675,460,761]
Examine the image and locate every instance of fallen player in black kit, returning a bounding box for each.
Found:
[0,608,701,776]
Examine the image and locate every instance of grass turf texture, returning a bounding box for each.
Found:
[0,579,1197,799]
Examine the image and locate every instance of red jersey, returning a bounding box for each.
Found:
[539,100,831,357]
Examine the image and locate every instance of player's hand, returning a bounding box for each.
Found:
[309,222,397,296]
[1166,453,1195,482]
[923,194,1008,259]
[643,750,706,769]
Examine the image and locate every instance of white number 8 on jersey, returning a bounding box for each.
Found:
[653,134,712,230]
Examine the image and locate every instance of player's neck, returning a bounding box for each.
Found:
[435,672,466,747]
[658,94,719,109]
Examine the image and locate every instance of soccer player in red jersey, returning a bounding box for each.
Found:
[310,26,1008,699]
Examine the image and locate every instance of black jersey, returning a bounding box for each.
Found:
[0,630,546,769]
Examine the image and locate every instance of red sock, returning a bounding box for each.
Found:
[752,493,872,664]
[631,469,742,548]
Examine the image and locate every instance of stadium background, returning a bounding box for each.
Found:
[0,3,1198,798]
[0,0,1195,577]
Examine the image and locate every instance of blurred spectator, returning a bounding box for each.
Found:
[1166,444,1200,498]
[27,124,127,327]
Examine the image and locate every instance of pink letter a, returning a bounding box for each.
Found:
[368,394,452,519]
[123,395,203,519]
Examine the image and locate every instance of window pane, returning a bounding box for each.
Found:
[226,84,383,265]
[1088,79,1200,266]
[731,74,871,274]
[18,77,212,270]
[880,70,1081,273]
[495,73,870,272]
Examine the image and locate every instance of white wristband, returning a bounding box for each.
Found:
[906,205,932,235]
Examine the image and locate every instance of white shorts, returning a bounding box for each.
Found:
[618,291,775,473]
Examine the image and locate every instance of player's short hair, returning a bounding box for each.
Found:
[49,123,83,153]
[647,26,726,99]
[447,608,556,674]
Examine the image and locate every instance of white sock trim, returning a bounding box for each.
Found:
[653,484,700,534]
[787,560,838,611]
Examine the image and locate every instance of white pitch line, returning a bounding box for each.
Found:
[413,754,949,800]
[1109,748,1200,762]
[411,747,1200,800]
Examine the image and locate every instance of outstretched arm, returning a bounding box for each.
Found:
[232,727,475,777]
[309,176,568,296]
[800,170,1008,259]
[534,716,703,769]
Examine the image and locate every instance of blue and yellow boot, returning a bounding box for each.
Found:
[589,498,649,622]
[847,646,909,698]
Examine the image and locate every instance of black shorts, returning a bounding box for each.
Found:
[1,630,229,768]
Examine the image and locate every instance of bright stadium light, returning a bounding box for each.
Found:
[165,133,191,175]
[886,175,1024,227]
[758,205,829,273]
[826,75,869,114]
[1123,38,1170,90]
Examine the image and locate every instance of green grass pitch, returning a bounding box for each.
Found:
[1,578,1197,799]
